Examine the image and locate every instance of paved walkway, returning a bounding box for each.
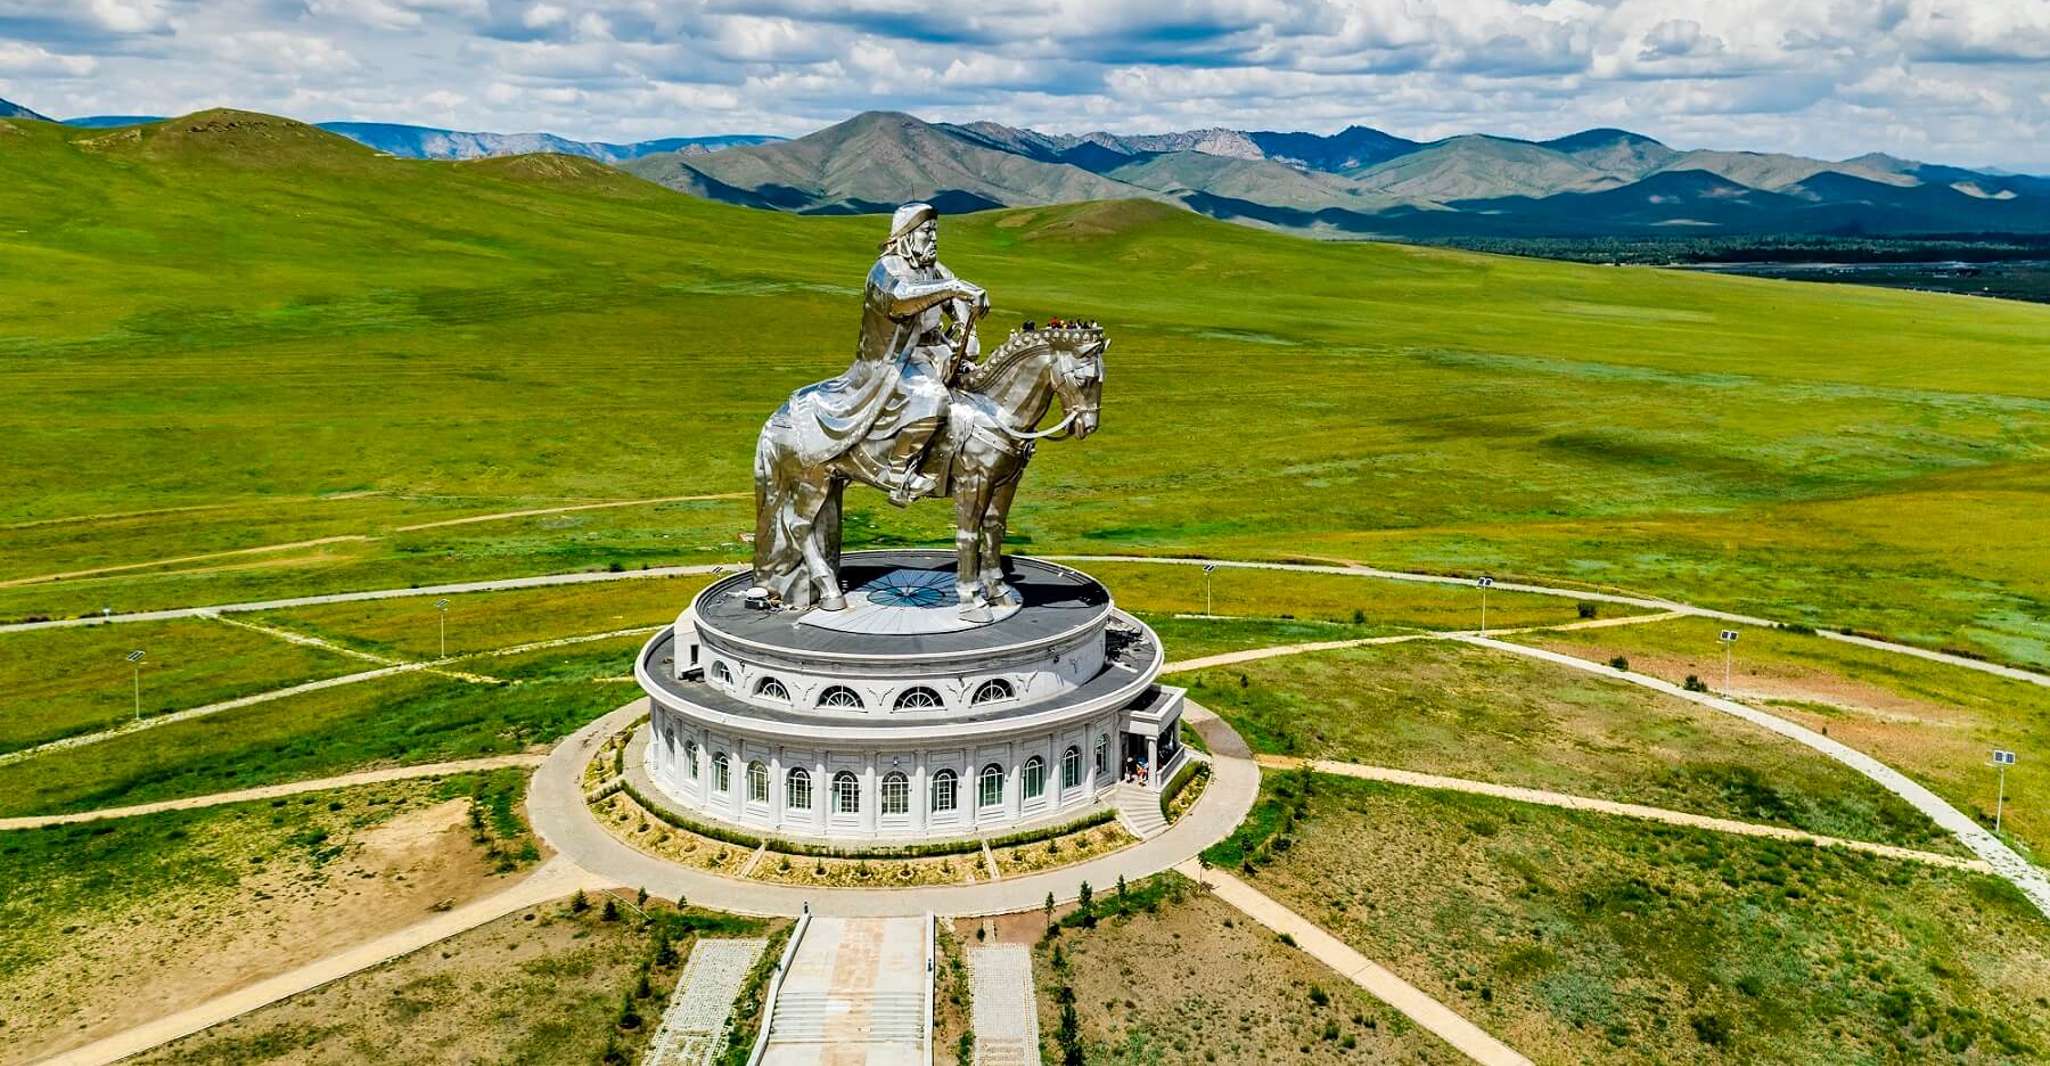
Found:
[968,944,1039,1066]
[646,938,767,1066]
[0,754,546,831]
[759,915,927,1065]
[1459,635,2050,918]
[525,698,1260,917]
[1184,862,1533,1066]
[37,857,606,1066]
[1261,756,1988,872]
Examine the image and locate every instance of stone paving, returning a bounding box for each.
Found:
[760,916,927,1065]
[645,938,768,1066]
[968,944,1039,1066]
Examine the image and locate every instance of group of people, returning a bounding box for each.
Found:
[1020,316,1099,332]
[1122,758,1150,785]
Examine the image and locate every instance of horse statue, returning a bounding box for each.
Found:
[753,322,1105,621]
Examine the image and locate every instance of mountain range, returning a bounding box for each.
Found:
[1,100,778,163]
[627,111,2050,239]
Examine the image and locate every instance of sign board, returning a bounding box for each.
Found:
[125,649,144,663]
[1994,750,2018,766]
[435,598,451,610]
[1201,564,1217,574]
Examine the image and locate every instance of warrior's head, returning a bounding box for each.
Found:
[881,202,939,269]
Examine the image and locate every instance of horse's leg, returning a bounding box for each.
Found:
[791,471,845,610]
[980,466,1023,607]
[954,463,995,623]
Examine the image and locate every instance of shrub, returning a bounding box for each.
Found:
[1690,1012,1733,1047]
[1609,656,1630,671]
[1577,601,1599,619]
[1684,674,1709,692]
[1309,984,1329,1006]
[570,889,590,914]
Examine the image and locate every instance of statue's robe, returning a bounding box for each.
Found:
[781,254,965,467]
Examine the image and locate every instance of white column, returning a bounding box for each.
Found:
[1007,743,1023,823]
[863,754,878,836]
[913,752,928,832]
[1146,735,1159,791]
[815,753,828,834]
[770,749,785,831]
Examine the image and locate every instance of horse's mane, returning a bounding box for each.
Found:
[961,327,1100,392]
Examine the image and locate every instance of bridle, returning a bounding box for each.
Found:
[991,341,1102,442]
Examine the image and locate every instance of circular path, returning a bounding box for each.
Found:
[526,698,1259,918]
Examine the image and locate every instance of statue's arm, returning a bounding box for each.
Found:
[876,259,982,319]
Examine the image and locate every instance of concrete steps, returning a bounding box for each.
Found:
[764,990,927,1043]
[757,915,930,1065]
[1115,782,1168,839]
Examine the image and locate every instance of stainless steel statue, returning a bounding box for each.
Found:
[753,202,1105,620]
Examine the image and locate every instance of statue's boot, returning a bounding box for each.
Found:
[885,417,941,508]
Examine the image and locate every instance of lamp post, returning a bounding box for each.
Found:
[1201,564,1217,616]
[435,598,451,660]
[1475,576,1494,636]
[126,649,145,721]
[1718,629,1739,694]
[1993,749,2017,835]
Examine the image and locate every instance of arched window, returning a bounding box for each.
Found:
[1023,756,1046,800]
[881,771,910,815]
[894,686,943,711]
[1094,733,1108,775]
[832,770,860,814]
[1062,746,1083,789]
[930,769,958,812]
[817,685,864,710]
[746,760,769,804]
[978,764,1005,809]
[786,767,812,810]
[711,660,732,685]
[755,676,790,702]
[712,752,730,793]
[685,739,700,780]
[971,678,1015,705]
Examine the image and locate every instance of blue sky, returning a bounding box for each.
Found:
[4,1,2048,170]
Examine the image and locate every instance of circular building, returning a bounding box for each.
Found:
[634,549,1187,844]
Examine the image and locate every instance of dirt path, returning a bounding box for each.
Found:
[35,857,606,1066]
[1160,609,1692,674]
[1259,755,1988,872]
[0,753,546,831]
[1185,862,1534,1066]
[0,492,742,593]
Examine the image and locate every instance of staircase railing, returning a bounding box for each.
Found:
[746,903,812,1066]
[923,911,936,1066]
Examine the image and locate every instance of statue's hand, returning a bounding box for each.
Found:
[959,284,989,316]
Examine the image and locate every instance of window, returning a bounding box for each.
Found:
[881,771,909,815]
[930,769,958,812]
[1094,734,1108,775]
[978,764,1005,809]
[1023,755,1046,800]
[894,686,943,711]
[970,678,1015,705]
[755,676,790,702]
[746,760,769,804]
[1062,746,1083,789]
[786,767,812,810]
[711,660,732,685]
[832,770,860,814]
[712,752,730,793]
[685,739,700,779]
[817,685,864,710]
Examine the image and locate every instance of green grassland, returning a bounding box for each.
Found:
[134,901,776,1066]
[0,616,362,754]
[248,572,711,659]
[3,112,2050,668]
[0,770,533,1061]
[1510,616,2050,860]
[1082,560,1605,631]
[0,637,642,816]
[1181,639,1953,851]
[1239,775,2050,1064]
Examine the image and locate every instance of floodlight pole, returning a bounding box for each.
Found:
[1475,576,1494,637]
[1202,564,1217,615]
[1718,630,1739,695]
[132,662,141,721]
[435,598,452,660]
[1997,761,2008,835]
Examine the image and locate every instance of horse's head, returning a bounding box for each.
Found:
[1049,331,1105,440]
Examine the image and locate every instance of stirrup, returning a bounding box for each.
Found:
[888,471,936,507]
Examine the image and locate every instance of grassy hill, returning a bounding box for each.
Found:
[4,111,2050,664]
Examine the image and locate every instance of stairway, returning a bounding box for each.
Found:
[1114,782,1168,839]
[758,915,928,1066]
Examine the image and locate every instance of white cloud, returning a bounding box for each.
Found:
[0,0,2044,170]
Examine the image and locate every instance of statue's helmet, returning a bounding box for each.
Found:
[882,202,937,250]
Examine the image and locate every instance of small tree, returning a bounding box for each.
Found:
[1116,874,1128,910]
[1197,854,1212,889]
[1077,882,1096,928]
[601,898,621,922]
[636,886,649,909]
[570,889,591,914]
[1044,891,1056,931]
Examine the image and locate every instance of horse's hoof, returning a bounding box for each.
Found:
[959,604,994,623]
[819,594,848,611]
[991,584,1022,607]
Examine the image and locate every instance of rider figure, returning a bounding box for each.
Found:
[858,203,987,506]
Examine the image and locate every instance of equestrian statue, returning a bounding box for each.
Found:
[752,202,1105,621]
